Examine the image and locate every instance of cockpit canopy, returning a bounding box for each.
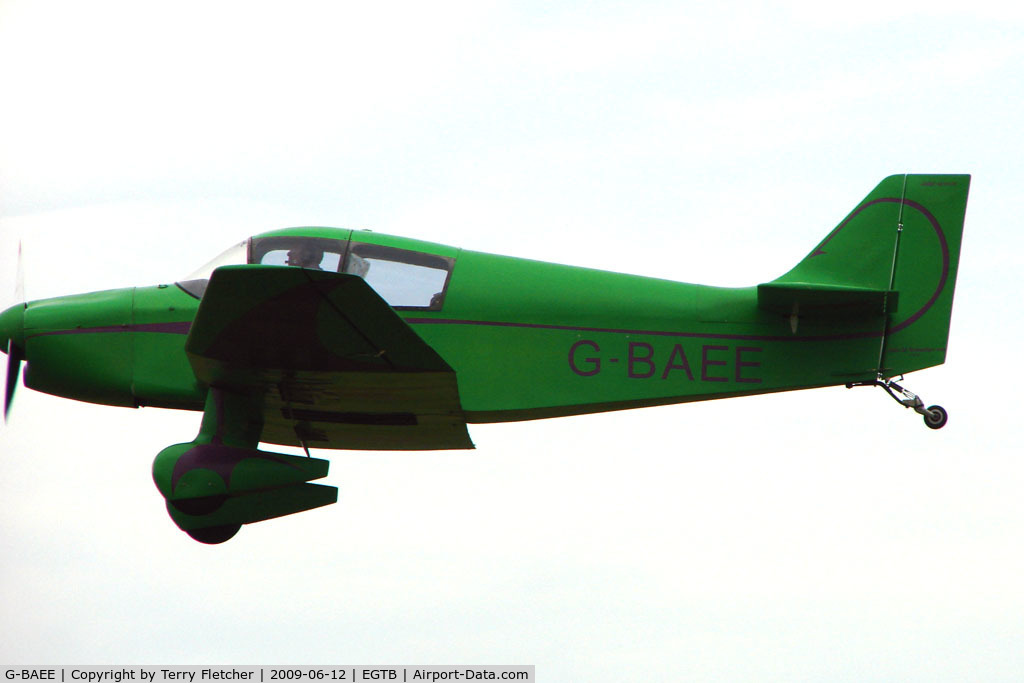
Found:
[178,232,455,311]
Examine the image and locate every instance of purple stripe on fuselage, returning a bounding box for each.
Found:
[405,316,879,343]
[26,321,192,339]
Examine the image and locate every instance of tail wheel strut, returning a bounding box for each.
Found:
[846,376,948,430]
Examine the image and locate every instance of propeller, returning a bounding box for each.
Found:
[2,240,26,422]
[4,339,24,421]
[14,240,24,304]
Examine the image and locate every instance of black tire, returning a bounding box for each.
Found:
[924,405,948,430]
[170,494,229,516]
[185,524,241,544]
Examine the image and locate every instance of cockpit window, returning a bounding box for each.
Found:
[344,242,453,310]
[177,235,453,310]
[250,236,347,272]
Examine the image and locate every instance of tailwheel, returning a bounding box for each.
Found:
[846,376,950,430]
[923,405,948,430]
[185,524,241,544]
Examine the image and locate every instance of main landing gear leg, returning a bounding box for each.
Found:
[845,376,948,430]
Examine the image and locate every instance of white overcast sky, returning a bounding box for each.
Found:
[1,1,1023,680]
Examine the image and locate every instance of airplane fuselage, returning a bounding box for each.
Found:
[15,228,889,426]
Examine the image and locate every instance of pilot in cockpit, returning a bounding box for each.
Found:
[286,244,324,269]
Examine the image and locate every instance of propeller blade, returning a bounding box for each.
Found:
[14,240,24,304]
[5,341,24,422]
[5,239,27,422]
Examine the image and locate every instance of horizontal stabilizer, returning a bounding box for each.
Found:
[757,282,897,318]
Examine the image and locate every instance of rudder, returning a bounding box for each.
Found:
[881,174,970,374]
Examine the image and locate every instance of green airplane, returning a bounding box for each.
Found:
[0,174,970,543]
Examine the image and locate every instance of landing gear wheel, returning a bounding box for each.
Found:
[186,524,241,544]
[923,405,948,430]
[170,494,228,516]
[848,377,950,430]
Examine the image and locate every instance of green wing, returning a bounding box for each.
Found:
[185,265,473,450]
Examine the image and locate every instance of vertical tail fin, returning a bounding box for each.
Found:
[765,174,970,375]
[882,174,970,374]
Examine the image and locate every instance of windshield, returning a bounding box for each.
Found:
[176,235,453,310]
[177,239,249,298]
